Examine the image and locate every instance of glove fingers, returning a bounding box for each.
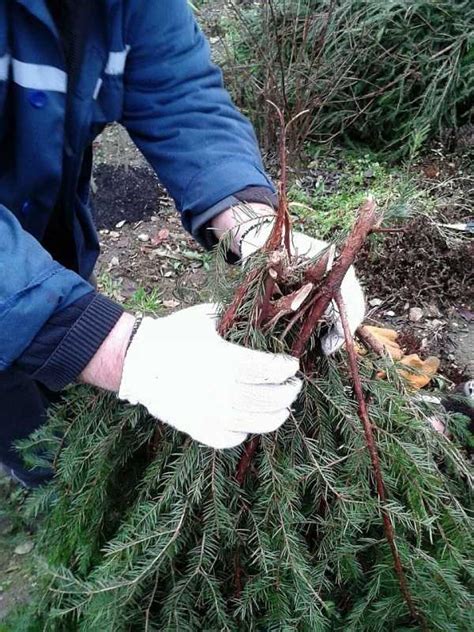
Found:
[232,346,300,384]
[321,328,344,356]
[192,428,248,450]
[234,377,302,413]
[162,302,220,334]
[226,407,292,434]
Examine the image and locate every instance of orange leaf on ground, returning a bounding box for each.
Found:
[359,326,440,390]
[398,355,440,390]
[362,325,404,360]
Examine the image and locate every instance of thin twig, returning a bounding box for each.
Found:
[335,292,426,629]
[265,101,292,256]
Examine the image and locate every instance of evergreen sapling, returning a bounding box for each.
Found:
[13,119,474,631]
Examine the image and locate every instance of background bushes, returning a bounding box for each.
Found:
[223,0,473,158]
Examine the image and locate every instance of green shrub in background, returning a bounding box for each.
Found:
[224,0,473,158]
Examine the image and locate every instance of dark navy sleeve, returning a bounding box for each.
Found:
[16,292,124,392]
[123,0,276,243]
[0,204,96,370]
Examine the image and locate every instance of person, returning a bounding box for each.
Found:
[0,0,365,487]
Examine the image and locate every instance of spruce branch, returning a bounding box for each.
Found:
[228,178,429,620]
[235,198,379,486]
[335,291,427,630]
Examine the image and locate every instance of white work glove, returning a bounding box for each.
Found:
[239,219,365,355]
[119,304,302,449]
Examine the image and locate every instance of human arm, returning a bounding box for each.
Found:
[78,312,134,392]
[0,203,101,371]
[122,0,276,246]
[119,0,364,350]
[3,194,299,449]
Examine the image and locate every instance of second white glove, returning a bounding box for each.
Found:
[119,304,302,449]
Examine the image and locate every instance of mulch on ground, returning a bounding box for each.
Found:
[93,164,165,229]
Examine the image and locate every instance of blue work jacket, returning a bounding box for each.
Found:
[0,0,273,370]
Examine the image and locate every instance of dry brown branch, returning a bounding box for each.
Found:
[234,200,379,487]
[335,292,426,629]
[264,102,292,255]
[292,197,379,357]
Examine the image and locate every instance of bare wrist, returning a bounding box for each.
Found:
[212,204,275,254]
[79,312,135,392]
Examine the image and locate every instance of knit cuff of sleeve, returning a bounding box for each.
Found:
[19,292,124,392]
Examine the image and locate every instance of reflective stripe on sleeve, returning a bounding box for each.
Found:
[12,59,67,93]
[93,77,103,100]
[104,46,131,75]
[0,54,10,81]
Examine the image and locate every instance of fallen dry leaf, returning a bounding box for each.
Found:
[162,299,180,309]
[398,354,440,390]
[361,325,404,360]
[360,326,440,390]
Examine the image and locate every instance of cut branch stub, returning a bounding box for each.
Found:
[264,282,314,329]
[292,197,379,357]
[304,246,333,284]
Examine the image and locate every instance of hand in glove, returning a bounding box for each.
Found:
[238,214,365,355]
[119,304,302,449]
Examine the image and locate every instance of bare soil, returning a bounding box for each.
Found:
[356,153,473,378]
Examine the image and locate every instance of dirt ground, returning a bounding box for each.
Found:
[0,124,472,623]
[0,481,33,622]
[356,152,473,380]
[92,126,213,311]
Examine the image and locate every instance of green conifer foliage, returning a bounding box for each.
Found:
[14,237,473,630]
